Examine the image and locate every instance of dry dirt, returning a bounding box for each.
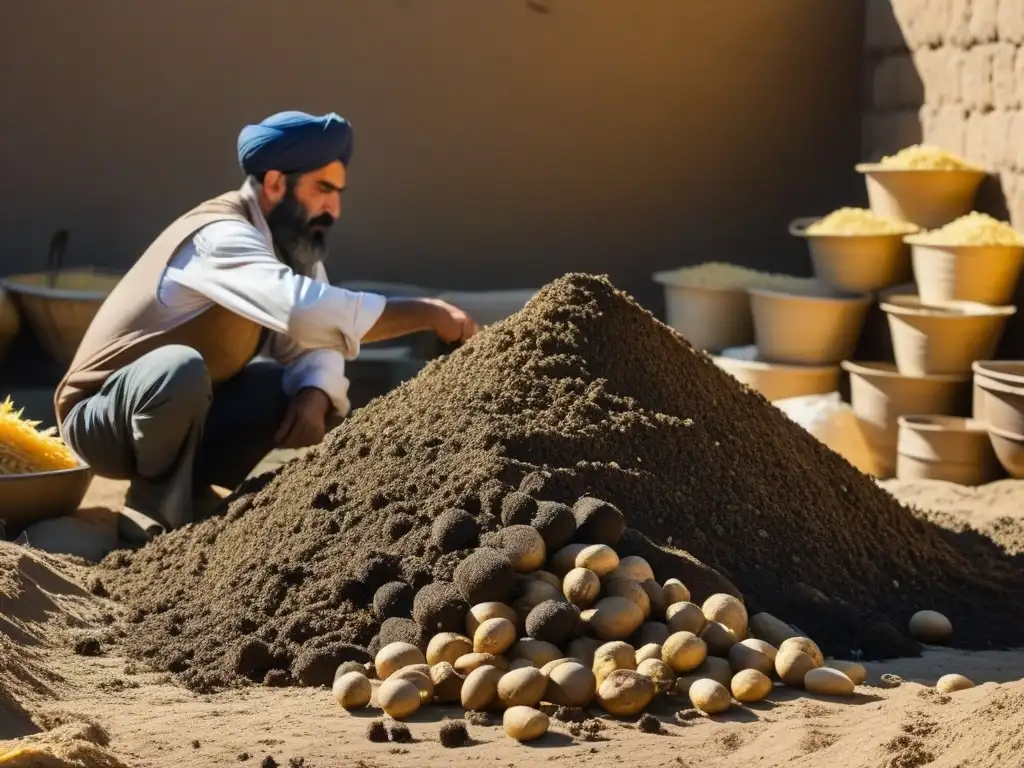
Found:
[1,475,1023,768]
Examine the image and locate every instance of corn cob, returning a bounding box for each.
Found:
[0,396,78,475]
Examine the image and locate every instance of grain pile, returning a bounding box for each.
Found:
[101,274,1024,692]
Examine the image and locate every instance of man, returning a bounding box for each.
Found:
[55,110,478,539]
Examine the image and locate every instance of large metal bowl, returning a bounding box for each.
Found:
[0,464,93,533]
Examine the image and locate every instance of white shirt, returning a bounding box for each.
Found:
[156,181,387,416]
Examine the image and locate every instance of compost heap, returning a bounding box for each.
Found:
[101,274,1024,692]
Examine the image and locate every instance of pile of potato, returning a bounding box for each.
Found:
[332,495,876,743]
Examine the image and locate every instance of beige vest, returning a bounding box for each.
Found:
[55,192,266,425]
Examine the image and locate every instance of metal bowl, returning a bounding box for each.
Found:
[0,464,93,534]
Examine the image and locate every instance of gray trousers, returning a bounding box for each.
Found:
[62,345,290,530]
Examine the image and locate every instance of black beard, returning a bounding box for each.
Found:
[265,190,333,274]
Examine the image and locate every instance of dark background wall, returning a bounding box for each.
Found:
[0,0,865,315]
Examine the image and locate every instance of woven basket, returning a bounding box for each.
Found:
[1,269,121,367]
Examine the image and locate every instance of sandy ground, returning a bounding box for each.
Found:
[1,473,1023,768]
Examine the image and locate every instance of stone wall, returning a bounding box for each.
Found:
[864,0,1024,223]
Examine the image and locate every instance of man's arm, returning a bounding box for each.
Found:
[362,297,478,344]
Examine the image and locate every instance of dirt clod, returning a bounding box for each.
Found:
[373,582,414,620]
[411,582,468,633]
[365,720,388,742]
[637,713,663,734]
[73,636,102,657]
[438,719,470,748]
[387,721,413,743]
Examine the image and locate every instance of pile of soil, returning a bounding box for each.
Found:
[100,274,1024,692]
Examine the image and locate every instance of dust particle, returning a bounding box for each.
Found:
[190,740,200,749]
[237,752,250,761]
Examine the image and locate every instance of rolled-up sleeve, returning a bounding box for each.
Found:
[171,220,387,359]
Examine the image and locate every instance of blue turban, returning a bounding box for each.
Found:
[237,110,353,177]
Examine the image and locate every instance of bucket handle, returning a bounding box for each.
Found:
[788,217,819,237]
[45,229,69,289]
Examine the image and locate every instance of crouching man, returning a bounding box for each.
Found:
[54,110,477,539]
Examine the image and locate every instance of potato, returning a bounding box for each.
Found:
[378,677,422,719]
[741,638,778,663]
[551,544,588,577]
[702,594,748,639]
[427,633,473,667]
[676,656,734,697]
[636,658,675,692]
[779,637,824,668]
[700,622,738,657]
[689,678,732,714]
[666,602,706,635]
[563,568,601,608]
[909,610,953,643]
[607,556,655,583]
[663,578,691,605]
[575,544,619,577]
[731,668,772,703]
[461,664,505,710]
[826,660,867,686]
[510,638,562,668]
[635,643,663,665]
[546,661,597,707]
[455,652,509,675]
[728,639,775,676]
[540,657,578,676]
[513,581,565,624]
[640,580,667,619]
[466,603,518,637]
[431,662,465,703]
[332,671,372,709]
[589,596,645,641]
[593,641,637,685]
[662,631,707,673]
[532,570,563,590]
[637,621,671,647]
[775,647,816,687]
[474,617,517,655]
[503,705,550,742]
[498,526,547,573]
[509,658,533,670]
[334,661,368,682]
[596,669,656,716]
[497,667,548,708]
[804,667,855,696]
[936,673,975,694]
[603,578,651,619]
[375,642,427,680]
[579,608,597,634]
[391,667,434,703]
[749,613,799,647]
[568,637,601,668]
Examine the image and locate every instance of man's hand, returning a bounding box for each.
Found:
[274,387,332,449]
[425,298,479,344]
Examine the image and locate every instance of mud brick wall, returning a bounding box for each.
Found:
[864,0,1024,356]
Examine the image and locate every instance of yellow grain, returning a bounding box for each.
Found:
[878,144,978,171]
[911,212,1024,246]
[806,207,918,236]
[656,262,815,292]
[0,397,78,475]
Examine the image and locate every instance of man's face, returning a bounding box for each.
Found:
[265,161,346,272]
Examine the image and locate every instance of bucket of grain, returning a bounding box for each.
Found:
[906,213,1024,306]
[749,284,871,366]
[712,345,840,402]
[855,145,986,230]
[896,415,1002,485]
[0,287,20,365]
[881,296,1015,377]
[0,230,122,367]
[789,210,916,293]
[972,360,1024,421]
[987,424,1024,479]
[974,372,1024,436]
[653,268,753,351]
[841,360,970,478]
